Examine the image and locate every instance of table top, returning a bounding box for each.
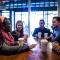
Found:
[0,40,60,60]
[29,42,60,60]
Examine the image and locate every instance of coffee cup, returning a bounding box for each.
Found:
[18,38,24,46]
[38,32,41,39]
[40,39,48,52]
[44,33,48,39]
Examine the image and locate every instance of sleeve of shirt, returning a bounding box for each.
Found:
[54,32,60,43]
[2,32,14,45]
[32,28,38,37]
[11,31,18,41]
[47,29,51,37]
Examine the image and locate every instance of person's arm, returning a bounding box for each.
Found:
[11,31,18,41]
[32,28,38,37]
[24,34,28,43]
[54,32,60,44]
[2,32,14,45]
[47,29,51,37]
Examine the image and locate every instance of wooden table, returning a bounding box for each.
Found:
[29,42,60,60]
[0,42,60,60]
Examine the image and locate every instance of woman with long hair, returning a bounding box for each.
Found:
[12,20,28,44]
[0,16,36,55]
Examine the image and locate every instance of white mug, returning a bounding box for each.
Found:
[38,32,41,39]
[44,33,48,38]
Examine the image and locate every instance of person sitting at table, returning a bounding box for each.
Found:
[0,16,36,54]
[11,20,28,44]
[32,19,51,39]
[51,16,60,43]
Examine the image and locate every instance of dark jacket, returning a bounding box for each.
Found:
[32,27,51,38]
[11,30,24,41]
